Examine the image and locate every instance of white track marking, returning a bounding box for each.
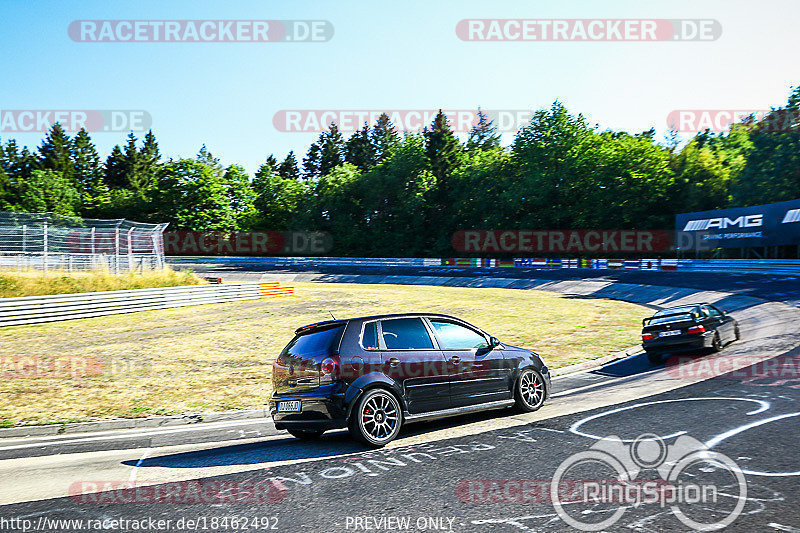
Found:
[569,397,771,442]
[0,418,270,452]
[706,412,800,476]
[128,448,151,482]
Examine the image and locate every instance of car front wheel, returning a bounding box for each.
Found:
[349,388,402,447]
[514,369,546,412]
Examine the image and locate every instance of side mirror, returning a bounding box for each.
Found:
[489,336,500,348]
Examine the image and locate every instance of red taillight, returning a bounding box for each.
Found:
[687,325,706,334]
[320,357,340,379]
[642,333,655,341]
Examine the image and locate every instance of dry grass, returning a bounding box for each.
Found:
[0,268,205,299]
[0,282,646,426]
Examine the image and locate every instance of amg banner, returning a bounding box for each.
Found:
[452,230,672,253]
[675,198,800,249]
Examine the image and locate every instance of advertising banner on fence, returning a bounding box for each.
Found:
[452,230,672,254]
[676,198,800,250]
[163,231,333,255]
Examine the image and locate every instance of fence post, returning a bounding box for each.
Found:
[22,224,27,253]
[128,228,134,271]
[114,227,120,274]
[43,221,48,274]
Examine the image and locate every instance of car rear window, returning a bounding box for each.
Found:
[650,306,698,325]
[282,325,345,358]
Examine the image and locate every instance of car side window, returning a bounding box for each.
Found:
[430,320,489,350]
[380,318,435,350]
[706,306,722,318]
[361,322,379,350]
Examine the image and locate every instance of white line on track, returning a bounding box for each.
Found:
[0,418,271,452]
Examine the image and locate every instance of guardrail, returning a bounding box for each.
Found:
[166,256,800,276]
[0,283,272,327]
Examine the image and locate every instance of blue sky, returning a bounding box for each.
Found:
[1,0,798,174]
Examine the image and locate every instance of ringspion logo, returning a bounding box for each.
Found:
[68,20,333,42]
[456,19,721,41]
[0,110,151,132]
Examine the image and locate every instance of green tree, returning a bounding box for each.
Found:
[467,108,501,152]
[345,123,376,171]
[303,142,321,179]
[154,159,237,230]
[37,123,74,183]
[277,151,300,180]
[15,169,80,214]
[371,113,400,163]
[731,87,800,205]
[319,122,344,176]
[223,164,257,228]
[424,110,464,233]
[72,128,110,213]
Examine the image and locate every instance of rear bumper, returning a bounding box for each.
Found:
[642,331,713,354]
[269,388,348,430]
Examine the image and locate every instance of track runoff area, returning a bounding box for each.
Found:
[1,266,799,533]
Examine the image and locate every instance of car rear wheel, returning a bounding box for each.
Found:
[646,351,662,365]
[288,429,325,440]
[514,369,546,412]
[711,332,722,352]
[349,388,402,447]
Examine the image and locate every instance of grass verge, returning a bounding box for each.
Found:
[0,282,645,425]
[0,268,205,299]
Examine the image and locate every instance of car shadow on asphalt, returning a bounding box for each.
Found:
[121,409,523,469]
[121,433,366,468]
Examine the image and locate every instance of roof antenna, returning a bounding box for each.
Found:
[329,311,337,320]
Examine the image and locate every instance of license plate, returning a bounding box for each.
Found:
[659,330,682,337]
[277,400,301,412]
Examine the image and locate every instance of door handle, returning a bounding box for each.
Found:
[449,356,461,364]
[387,358,400,367]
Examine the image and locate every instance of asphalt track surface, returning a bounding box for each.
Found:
[2,265,799,532]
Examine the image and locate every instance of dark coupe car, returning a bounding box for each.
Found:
[269,313,550,447]
[642,303,740,364]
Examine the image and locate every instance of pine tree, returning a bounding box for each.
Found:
[72,128,106,211]
[345,123,377,171]
[371,113,400,163]
[123,132,152,196]
[319,122,344,176]
[38,123,74,181]
[278,151,300,180]
[467,109,501,152]
[303,142,321,179]
[424,110,462,190]
[104,145,127,189]
[196,144,224,179]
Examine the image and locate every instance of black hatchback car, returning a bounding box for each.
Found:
[269,313,550,447]
[641,303,740,364]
